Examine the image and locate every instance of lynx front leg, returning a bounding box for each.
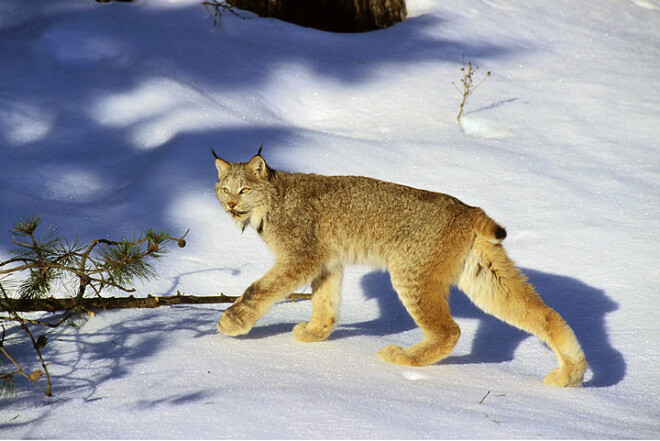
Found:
[217,260,320,336]
[217,294,261,337]
[293,265,343,342]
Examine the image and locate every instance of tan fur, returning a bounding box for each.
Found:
[213,150,587,387]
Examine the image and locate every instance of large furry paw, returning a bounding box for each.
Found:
[377,344,420,366]
[543,359,587,387]
[216,304,255,337]
[292,322,332,342]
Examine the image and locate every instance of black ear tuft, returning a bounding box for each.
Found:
[256,143,263,157]
[211,148,220,159]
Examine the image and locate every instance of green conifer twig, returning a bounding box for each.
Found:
[0,216,189,398]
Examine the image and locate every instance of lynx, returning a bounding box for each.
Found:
[212,148,588,387]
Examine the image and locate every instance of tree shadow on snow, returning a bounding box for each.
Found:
[0,305,222,430]
[336,269,625,388]
[0,4,520,241]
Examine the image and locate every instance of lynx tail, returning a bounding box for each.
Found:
[472,208,507,243]
[457,237,588,387]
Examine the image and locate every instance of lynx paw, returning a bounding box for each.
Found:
[544,368,574,387]
[543,358,587,387]
[216,305,254,337]
[377,345,418,366]
[292,322,332,342]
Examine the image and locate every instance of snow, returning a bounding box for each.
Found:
[1,0,659,438]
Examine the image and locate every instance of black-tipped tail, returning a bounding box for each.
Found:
[472,207,506,243]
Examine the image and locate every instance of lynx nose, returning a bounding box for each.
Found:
[227,201,237,209]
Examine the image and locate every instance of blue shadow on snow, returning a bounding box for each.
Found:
[339,268,625,388]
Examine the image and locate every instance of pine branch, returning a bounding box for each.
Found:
[0,346,43,384]
[0,217,190,398]
[1,283,51,396]
[1,292,312,312]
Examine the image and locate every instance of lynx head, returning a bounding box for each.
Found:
[212,146,275,230]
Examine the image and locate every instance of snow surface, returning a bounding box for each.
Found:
[1,0,659,438]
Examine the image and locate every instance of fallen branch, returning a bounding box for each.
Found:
[1,292,312,313]
[0,215,311,398]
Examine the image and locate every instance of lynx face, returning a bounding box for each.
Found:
[213,152,273,228]
[215,176,254,220]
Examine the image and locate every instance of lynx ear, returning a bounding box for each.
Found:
[212,148,231,175]
[247,154,269,179]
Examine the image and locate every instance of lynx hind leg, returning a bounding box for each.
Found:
[377,267,461,367]
[458,238,588,387]
[293,265,343,342]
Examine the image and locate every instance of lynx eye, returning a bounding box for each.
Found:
[239,187,251,195]
[222,187,231,195]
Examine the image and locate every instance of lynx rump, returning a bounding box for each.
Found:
[212,148,587,387]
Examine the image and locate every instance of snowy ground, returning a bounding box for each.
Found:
[1,0,659,438]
